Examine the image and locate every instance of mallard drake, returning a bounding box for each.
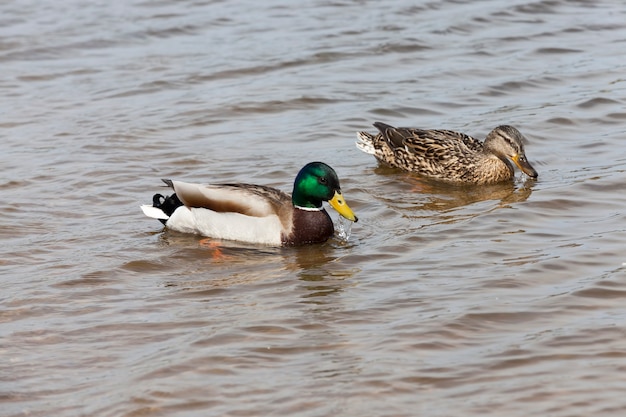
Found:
[356,122,538,185]
[140,162,358,246]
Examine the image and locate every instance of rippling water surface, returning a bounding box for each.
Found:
[2,1,626,416]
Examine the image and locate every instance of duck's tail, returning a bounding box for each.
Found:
[355,131,376,155]
[140,180,184,225]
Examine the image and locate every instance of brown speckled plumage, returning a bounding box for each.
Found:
[356,122,538,185]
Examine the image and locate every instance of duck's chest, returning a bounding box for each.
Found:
[475,157,515,184]
[282,208,334,245]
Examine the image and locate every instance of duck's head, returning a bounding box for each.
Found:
[292,162,358,222]
[484,125,538,179]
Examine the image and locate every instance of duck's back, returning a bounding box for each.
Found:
[372,123,487,181]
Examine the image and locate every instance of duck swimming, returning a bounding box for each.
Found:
[356,122,538,185]
[140,162,358,246]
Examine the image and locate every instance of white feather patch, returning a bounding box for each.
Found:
[355,131,376,155]
[294,205,322,211]
[167,206,283,246]
[140,205,169,220]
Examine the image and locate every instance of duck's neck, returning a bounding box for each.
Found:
[294,204,322,211]
[292,188,323,210]
[479,153,515,182]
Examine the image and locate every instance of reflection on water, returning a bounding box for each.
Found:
[368,165,535,227]
[290,244,359,300]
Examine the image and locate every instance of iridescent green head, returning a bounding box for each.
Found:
[292,162,358,222]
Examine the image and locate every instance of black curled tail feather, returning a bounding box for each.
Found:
[152,193,183,225]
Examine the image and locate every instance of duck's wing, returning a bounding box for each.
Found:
[375,122,480,156]
[404,129,481,156]
[169,180,291,218]
[371,122,487,179]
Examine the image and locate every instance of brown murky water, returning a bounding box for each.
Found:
[2,1,626,416]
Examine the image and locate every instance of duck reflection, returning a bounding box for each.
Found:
[372,166,535,214]
[155,230,359,299]
[287,244,358,302]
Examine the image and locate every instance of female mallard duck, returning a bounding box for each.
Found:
[140,162,358,246]
[356,122,538,185]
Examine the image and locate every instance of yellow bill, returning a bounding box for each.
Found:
[328,191,358,222]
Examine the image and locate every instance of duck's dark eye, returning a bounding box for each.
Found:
[319,177,328,185]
